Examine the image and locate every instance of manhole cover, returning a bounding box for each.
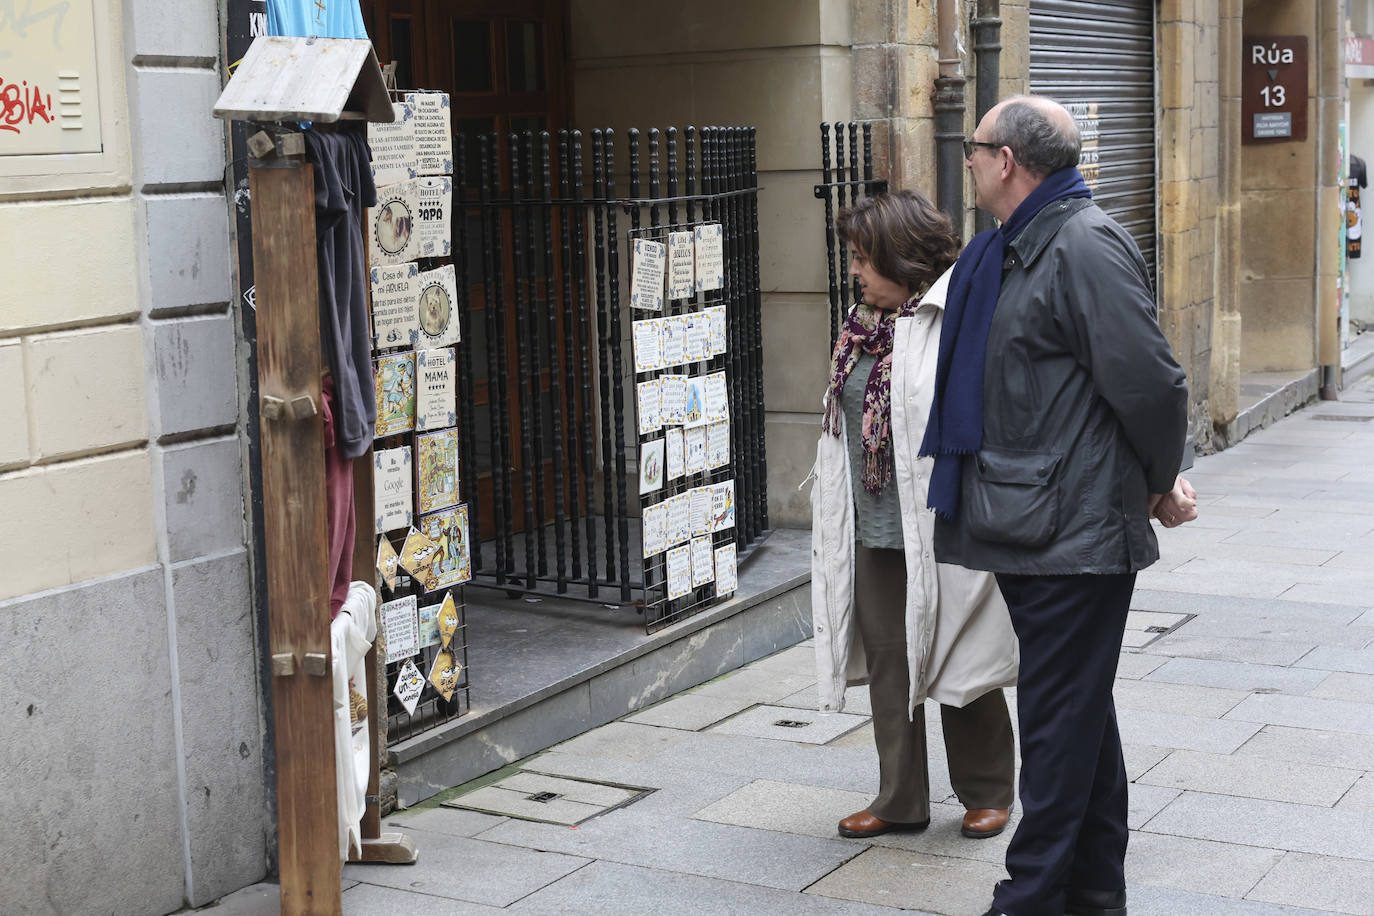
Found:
[443,771,654,825]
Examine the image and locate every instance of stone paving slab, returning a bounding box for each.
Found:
[1173,614,1374,650]
[623,692,757,731]
[1130,590,1370,624]
[1128,784,1182,829]
[690,778,876,841]
[1337,773,1374,813]
[474,806,866,892]
[1144,657,1333,694]
[1233,725,1374,771]
[1112,679,1249,718]
[803,846,1004,916]
[1123,745,1172,781]
[1116,652,1167,679]
[706,704,870,745]
[1116,707,1263,754]
[689,668,818,703]
[1135,749,1362,806]
[1224,693,1374,736]
[508,860,910,915]
[1295,647,1374,675]
[386,806,509,839]
[341,883,506,914]
[342,826,590,907]
[1124,832,1285,900]
[1141,792,1374,861]
[1245,851,1374,914]
[1145,634,1318,667]
[776,683,875,717]
[1128,884,1334,915]
[1308,671,1374,703]
[544,720,696,761]
[444,785,608,826]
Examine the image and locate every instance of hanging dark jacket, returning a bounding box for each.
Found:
[934,198,1189,575]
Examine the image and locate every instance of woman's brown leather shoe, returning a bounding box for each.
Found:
[961,807,1010,838]
[837,809,930,838]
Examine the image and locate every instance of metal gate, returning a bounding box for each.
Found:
[1030,0,1157,275]
[454,126,768,630]
[815,122,889,353]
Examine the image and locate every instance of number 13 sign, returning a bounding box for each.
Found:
[1242,35,1308,144]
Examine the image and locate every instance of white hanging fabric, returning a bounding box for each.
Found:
[331,581,378,860]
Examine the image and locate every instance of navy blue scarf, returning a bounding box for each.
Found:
[919,167,1092,519]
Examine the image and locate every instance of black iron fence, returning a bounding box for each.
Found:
[452,125,768,627]
[815,122,888,353]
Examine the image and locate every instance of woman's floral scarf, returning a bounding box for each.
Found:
[823,293,924,494]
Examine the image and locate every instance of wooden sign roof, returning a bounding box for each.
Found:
[213,36,395,123]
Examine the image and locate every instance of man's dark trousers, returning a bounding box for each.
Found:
[990,572,1136,916]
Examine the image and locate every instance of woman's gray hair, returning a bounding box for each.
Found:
[991,97,1081,178]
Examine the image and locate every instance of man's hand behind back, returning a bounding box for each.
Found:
[1149,476,1198,528]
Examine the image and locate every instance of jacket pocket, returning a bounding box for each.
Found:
[963,446,1063,547]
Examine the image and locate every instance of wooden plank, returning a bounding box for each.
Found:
[214,36,395,123]
[250,161,343,916]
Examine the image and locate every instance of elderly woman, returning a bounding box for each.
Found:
[810,190,1018,840]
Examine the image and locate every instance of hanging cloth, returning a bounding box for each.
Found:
[266,0,369,40]
[332,581,378,861]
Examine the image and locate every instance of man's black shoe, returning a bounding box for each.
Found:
[1065,888,1127,916]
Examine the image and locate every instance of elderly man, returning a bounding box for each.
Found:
[920,96,1197,916]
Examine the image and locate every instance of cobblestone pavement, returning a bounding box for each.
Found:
[214,376,1374,915]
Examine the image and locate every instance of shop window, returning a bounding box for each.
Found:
[506,20,545,93]
[452,19,494,93]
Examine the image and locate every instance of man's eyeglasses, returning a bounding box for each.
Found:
[963,139,1001,159]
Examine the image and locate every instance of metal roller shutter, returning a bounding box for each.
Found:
[1030,0,1157,277]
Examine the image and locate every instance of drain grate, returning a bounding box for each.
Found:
[773,719,809,728]
[1311,414,1374,422]
[525,791,560,803]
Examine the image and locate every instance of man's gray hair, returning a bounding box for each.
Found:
[991,97,1081,178]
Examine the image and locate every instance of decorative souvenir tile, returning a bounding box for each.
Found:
[406,91,453,176]
[690,535,715,588]
[392,658,426,715]
[415,348,458,431]
[660,375,687,425]
[641,500,669,558]
[427,648,463,701]
[631,238,666,311]
[636,377,663,435]
[415,176,453,258]
[711,479,736,533]
[666,492,692,548]
[435,591,460,648]
[661,314,687,368]
[371,262,419,349]
[381,595,419,664]
[706,421,730,470]
[682,375,707,429]
[368,101,417,187]
[639,438,665,495]
[666,544,692,600]
[412,264,460,349]
[668,230,695,300]
[376,535,400,590]
[633,318,663,373]
[417,597,441,648]
[707,305,728,356]
[714,541,738,596]
[689,485,713,538]
[703,371,729,423]
[398,526,442,577]
[416,428,460,515]
[369,179,419,266]
[375,352,416,438]
[684,425,707,475]
[694,223,724,292]
[684,311,711,363]
[373,447,413,533]
[418,504,472,591]
[665,427,685,480]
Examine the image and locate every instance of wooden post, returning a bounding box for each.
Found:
[249,158,343,916]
